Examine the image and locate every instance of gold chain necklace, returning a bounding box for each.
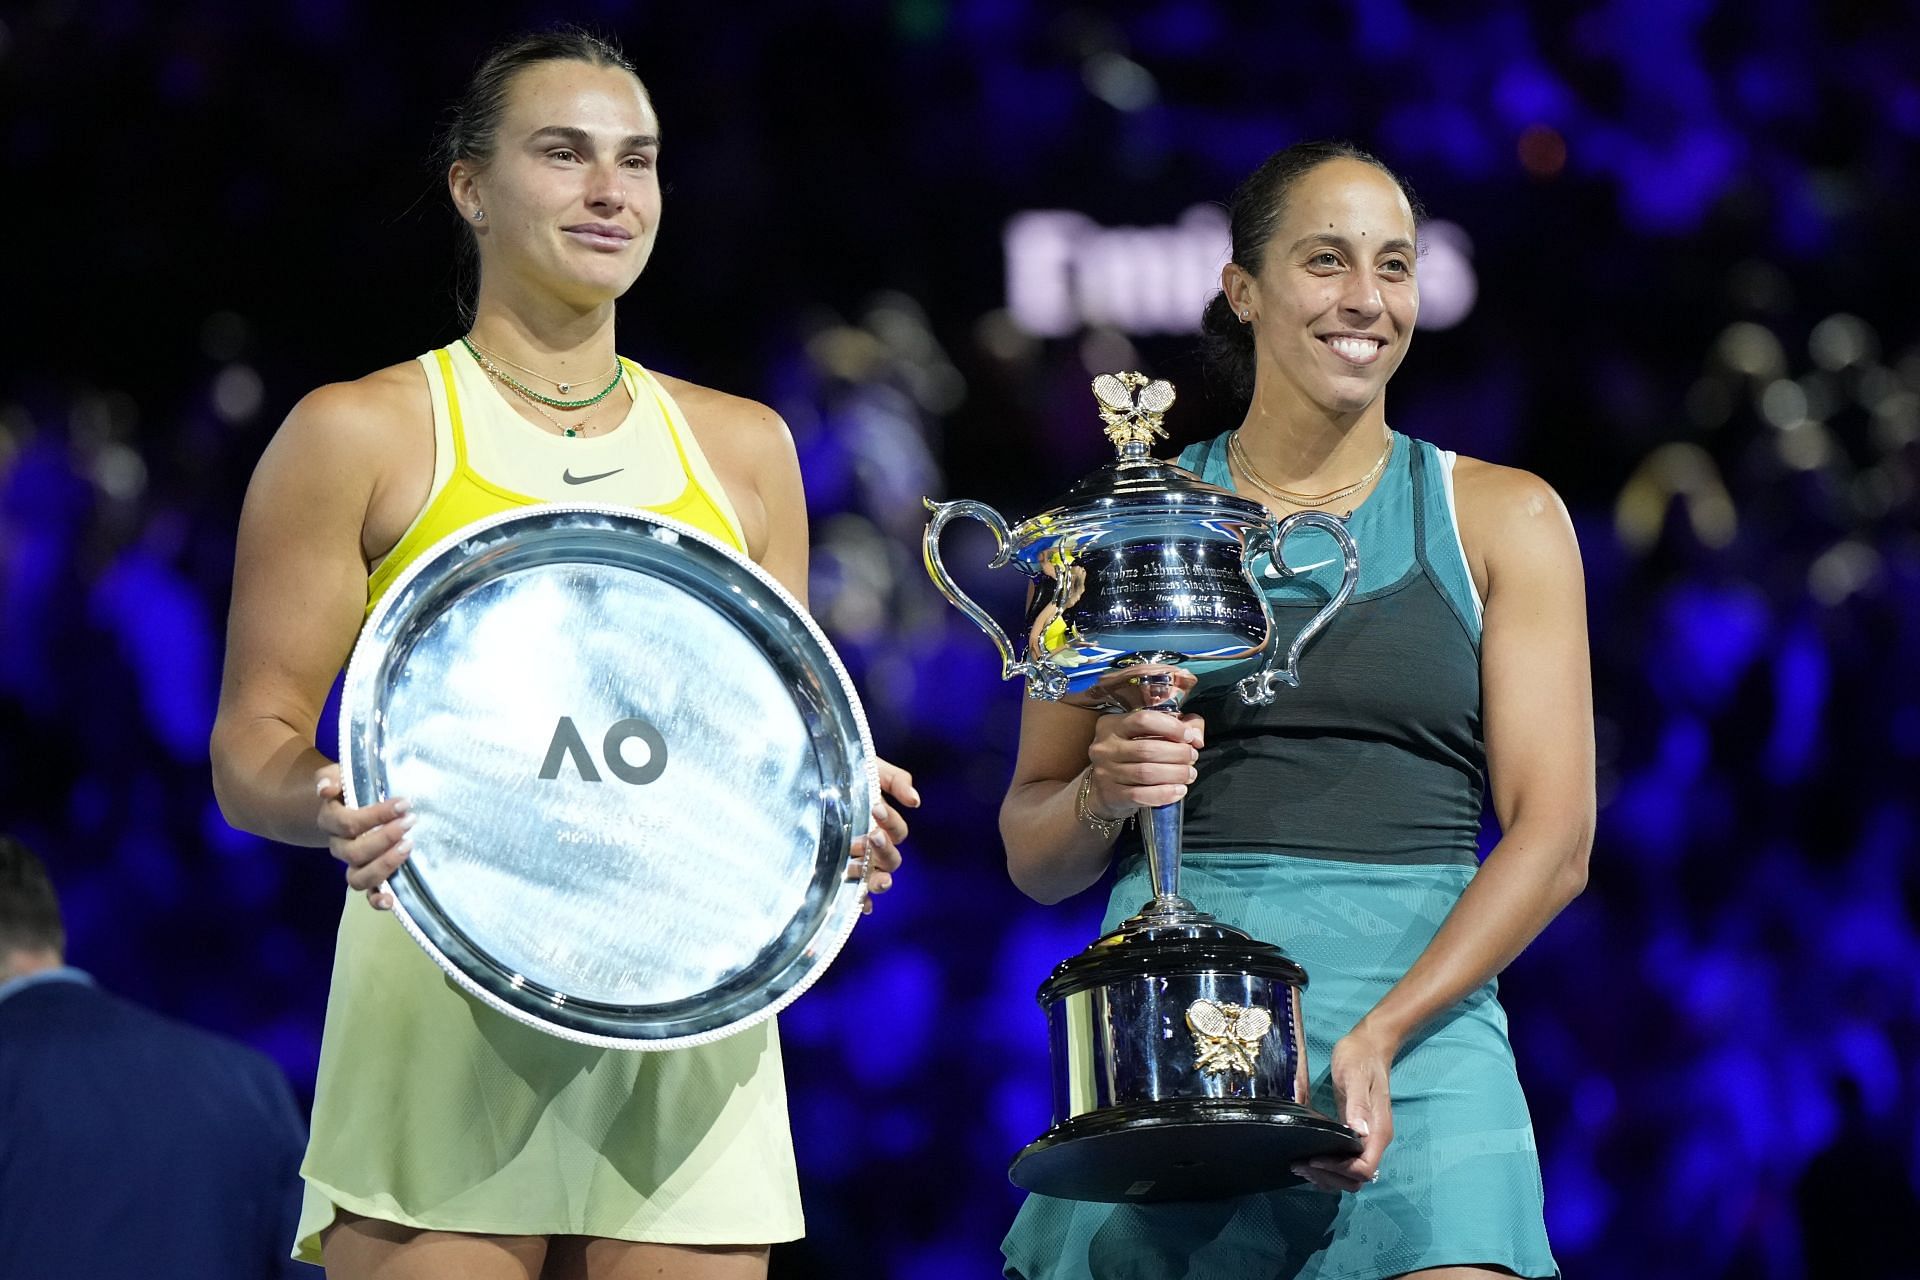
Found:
[479,362,608,438]
[1228,431,1392,509]
[462,336,620,401]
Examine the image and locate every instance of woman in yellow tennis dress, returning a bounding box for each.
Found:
[209,29,916,1280]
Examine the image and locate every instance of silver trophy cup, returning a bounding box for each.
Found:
[924,373,1364,1201]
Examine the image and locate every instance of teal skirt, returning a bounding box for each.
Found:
[1001,853,1559,1280]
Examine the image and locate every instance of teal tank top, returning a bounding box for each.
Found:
[1167,431,1486,866]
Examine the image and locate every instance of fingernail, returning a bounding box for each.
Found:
[393,798,413,815]
[315,777,331,795]
[397,813,419,831]
[1189,767,1198,783]
[1352,1117,1371,1137]
[394,838,413,856]
[1290,1164,1308,1179]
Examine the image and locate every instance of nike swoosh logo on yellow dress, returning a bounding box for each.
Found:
[562,467,626,485]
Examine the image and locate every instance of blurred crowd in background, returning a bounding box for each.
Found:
[3,1,1917,1276]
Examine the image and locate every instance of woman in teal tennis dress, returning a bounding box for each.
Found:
[998,143,1594,1280]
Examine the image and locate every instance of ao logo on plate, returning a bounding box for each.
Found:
[538,716,668,785]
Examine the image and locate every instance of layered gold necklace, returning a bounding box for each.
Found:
[1228,430,1392,513]
[461,337,625,438]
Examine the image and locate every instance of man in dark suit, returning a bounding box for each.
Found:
[0,835,311,1278]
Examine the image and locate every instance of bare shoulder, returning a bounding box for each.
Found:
[1449,455,1581,593]
[250,359,434,558]
[277,359,430,458]
[647,370,806,579]
[1452,455,1566,519]
[649,371,794,461]
[1453,455,1576,538]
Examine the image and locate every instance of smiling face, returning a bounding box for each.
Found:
[450,59,662,313]
[1225,157,1420,420]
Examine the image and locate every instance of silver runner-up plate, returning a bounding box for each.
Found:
[339,504,876,1051]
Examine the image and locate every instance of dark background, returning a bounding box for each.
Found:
[3,2,1918,1277]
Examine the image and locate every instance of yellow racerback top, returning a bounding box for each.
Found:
[367,344,747,605]
[293,345,801,1262]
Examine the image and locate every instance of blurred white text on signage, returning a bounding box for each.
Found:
[1004,207,1476,337]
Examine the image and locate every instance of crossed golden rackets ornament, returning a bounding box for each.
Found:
[1091,371,1177,451]
[1185,998,1273,1077]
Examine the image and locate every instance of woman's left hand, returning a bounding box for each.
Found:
[853,756,919,913]
[1294,1020,1397,1193]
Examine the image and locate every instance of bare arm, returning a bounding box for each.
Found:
[209,371,422,847]
[1303,461,1594,1192]
[1001,700,1113,904]
[735,403,811,606]
[1355,463,1594,1048]
[653,377,810,601]
[1001,698,1204,905]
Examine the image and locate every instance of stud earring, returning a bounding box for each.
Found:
[474,210,486,222]
[1240,310,1250,322]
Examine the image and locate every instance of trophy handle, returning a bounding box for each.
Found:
[923,498,1068,700]
[1235,512,1361,706]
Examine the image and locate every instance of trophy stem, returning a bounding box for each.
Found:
[1135,671,1192,917]
[1140,795,1186,910]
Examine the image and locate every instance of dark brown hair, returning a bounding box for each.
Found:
[1200,141,1426,405]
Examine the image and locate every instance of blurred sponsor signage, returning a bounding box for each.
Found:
[1005,207,1476,336]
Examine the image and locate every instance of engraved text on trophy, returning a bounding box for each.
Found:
[1024,541,1271,670]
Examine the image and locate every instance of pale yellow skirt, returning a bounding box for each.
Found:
[293,896,803,1264]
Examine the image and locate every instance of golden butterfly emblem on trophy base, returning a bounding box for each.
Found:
[1185,999,1273,1077]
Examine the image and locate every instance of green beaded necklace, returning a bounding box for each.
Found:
[460,337,623,410]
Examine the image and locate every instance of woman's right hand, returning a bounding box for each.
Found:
[1084,708,1206,820]
[314,763,414,911]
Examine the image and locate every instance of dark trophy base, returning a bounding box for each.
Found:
[1015,901,1363,1204]
[1010,1098,1362,1202]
